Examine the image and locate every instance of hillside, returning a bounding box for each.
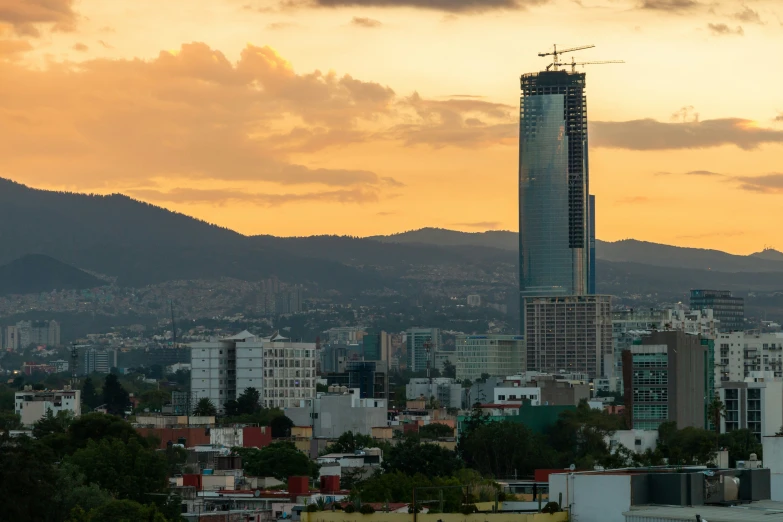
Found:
[0,254,104,295]
[369,228,518,251]
[0,179,377,291]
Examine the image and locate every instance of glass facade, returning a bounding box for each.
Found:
[690,289,744,332]
[519,71,589,319]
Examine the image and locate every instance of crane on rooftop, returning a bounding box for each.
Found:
[539,44,595,71]
[564,57,625,72]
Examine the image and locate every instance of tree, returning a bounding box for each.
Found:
[136,390,171,413]
[718,429,762,467]
[657,422,717,465]
[418,423,454,439]
[0,411,22,432]
[442,360,456,379]
[67,437,169,504]
[67,413,149,453]
[707,396,726,436]
[102,374,130,415]
[237,387,261,415]
[459,420,556,477]
[81,377,101,410]
[0,435,61,521]
[382,439,462,478]
[69,499,171,522]
[547,400,623,469]
[223,399,240,416]
[33,409,73,439]
[271,415,294,438]
[322,431,375,454]
[193,398,217,417]
[234,442,320,480]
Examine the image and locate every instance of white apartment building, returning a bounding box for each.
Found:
[716,331,783,383]
[493,386,541,405]
[191,331,316,412]
[285,389,388,438]
[718,375,783,440]
[15,386,81,427]
[455,334,525,381]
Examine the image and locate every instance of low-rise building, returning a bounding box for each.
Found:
[718,375,783,440]
[15,385,81,427]
[285,388,388,438]
[406,378,462,409]
[606,429,658,454]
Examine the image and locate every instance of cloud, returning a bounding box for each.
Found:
[639,0,701,12]
[0,0,78,36]
[686,170,724,176]
[775,113,783,122]
[351,16,382,27]
[308,0,541,12]
[389,92,516,147]
[72,42,87,52]
[0,37,32,59]
[0,42,406,192]
[450,221,501,228]
[734,5,762,24]
[97,39,113,48]
[376,211,396,216]
[591,118,783,150]
[128,187,383,206]
[267,22,297,29]
[732,173,783,194]
[707,23,744,36]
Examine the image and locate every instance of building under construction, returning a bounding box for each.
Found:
[518,68,592,304]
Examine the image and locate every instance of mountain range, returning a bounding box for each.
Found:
[3,178,783,298]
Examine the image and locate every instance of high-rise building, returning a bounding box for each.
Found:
[362,329,391,362]
[690,289,744,332]
[455,334,525,381]
[406,328,441,372]
[718,377,783,441]
[11,320,60,349]
[715,331,783,383]
[324,360,389,400]
[83,348,117,374]
[622,331,710,430]
[525,295,612,378]
[3,326,19,352]
[518,70,590,312]
[589,194,596,294]
[190,331,316,412]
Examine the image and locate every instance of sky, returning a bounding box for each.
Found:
[1,0,782,254]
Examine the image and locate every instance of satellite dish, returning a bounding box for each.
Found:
[570,464,576,471]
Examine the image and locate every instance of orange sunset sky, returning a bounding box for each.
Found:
[1,0,782,254]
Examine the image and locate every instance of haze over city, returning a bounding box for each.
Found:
[2,0,782,253]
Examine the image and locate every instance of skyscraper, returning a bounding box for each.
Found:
[519,70,590,311]
[589,194,596,295]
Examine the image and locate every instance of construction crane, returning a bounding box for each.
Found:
[565,57,624,72]
[539,44,595,71]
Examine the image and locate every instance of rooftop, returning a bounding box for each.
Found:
[625,501,783,522]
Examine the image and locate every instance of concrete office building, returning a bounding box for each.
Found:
[285,388,388,438]
[327,327,364,344]
[525,295,612,378]
[622,331,710,430]
[191,331,316,412]
[518,69,595,324]
[84,348,117,374]
[455,334,525,381]
[719,377,783,441]
[406,328,441,372]
[716,331,783,383]
[324,360,389,400]
[612,307,719,377]
[690,289,744,332]
[406,377,462,409]
[15,386,81,427]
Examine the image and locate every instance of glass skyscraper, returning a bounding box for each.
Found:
[519,70,593,315]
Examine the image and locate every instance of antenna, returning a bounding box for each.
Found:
[565,56,625,73]
[538,44,595,71]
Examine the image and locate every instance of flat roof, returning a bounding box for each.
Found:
[624,501,783,521]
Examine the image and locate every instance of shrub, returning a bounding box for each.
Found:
[541,502,560,514]
[359,504,375,514]
[344,504,356,513]
[461,504,478,515]
[306,504,318,512]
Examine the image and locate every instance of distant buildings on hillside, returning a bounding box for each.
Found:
[2,320,60,351]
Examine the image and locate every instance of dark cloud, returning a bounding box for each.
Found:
[72,42,88,52]
[450,221,501,229]
[708,23,744,36]
[733,174,783,194]
[310,0,540,12]
[775,113,783,122]
[591,118,783,150]
[639,0,700,12]
[734,5,762,24]
[685,170,724,176]
[351,16,382,27]
[128,187,383,206]
[0,0,77,36]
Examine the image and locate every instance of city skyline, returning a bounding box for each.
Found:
[1,0,783,254]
